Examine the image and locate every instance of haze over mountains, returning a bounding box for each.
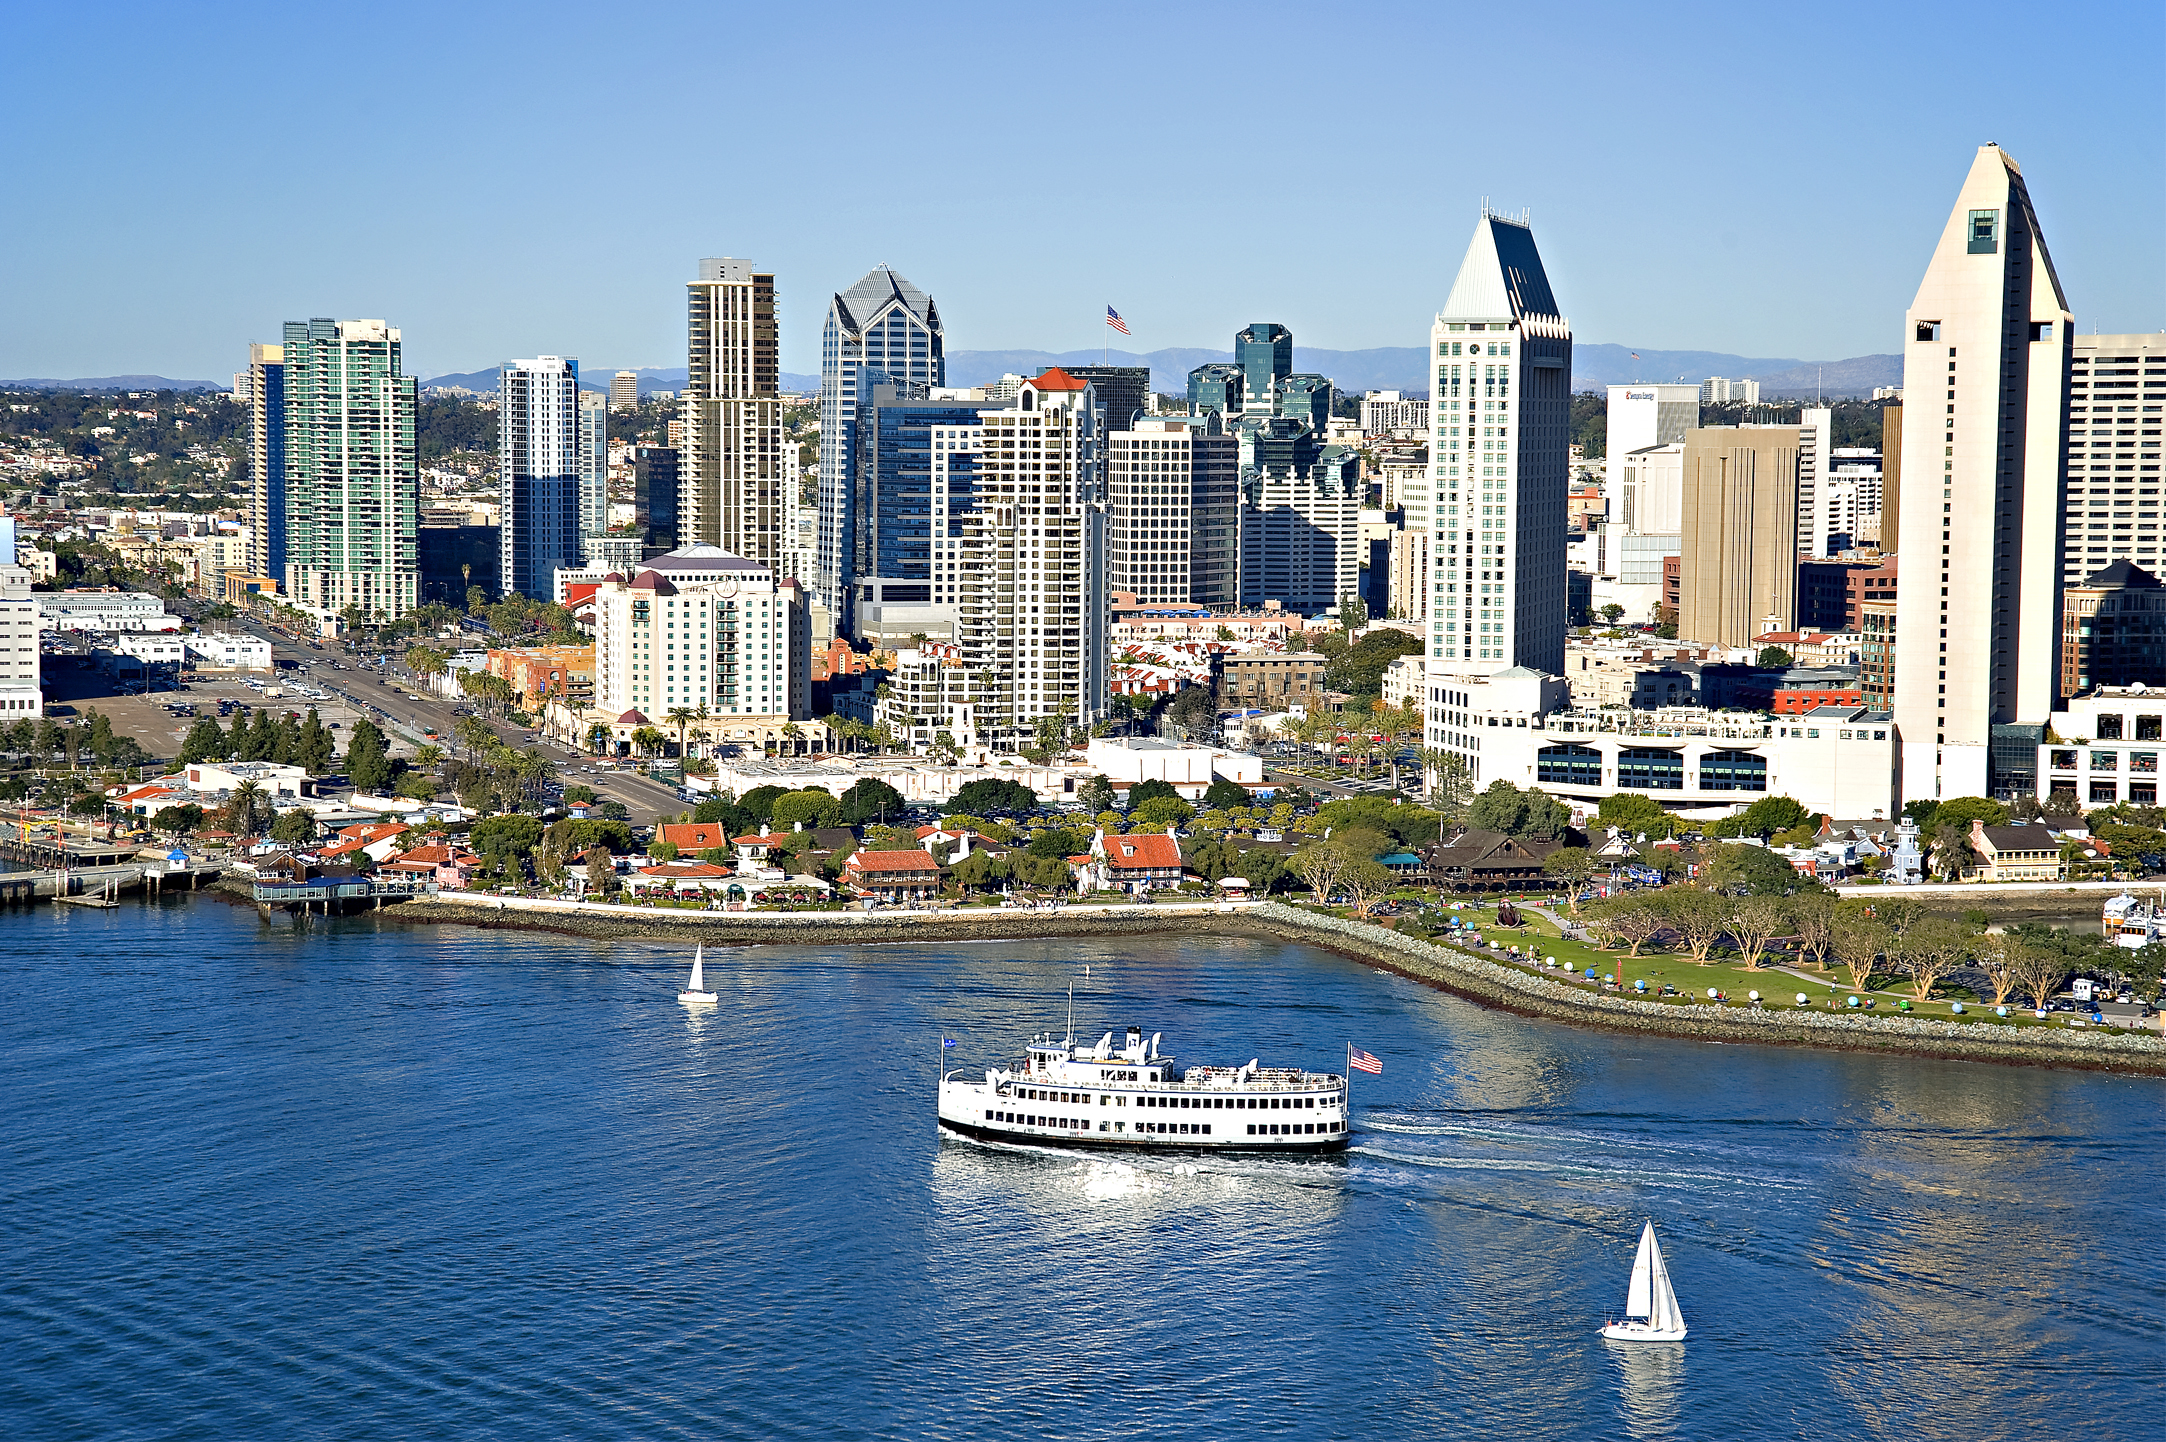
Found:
[4,346,1902,400]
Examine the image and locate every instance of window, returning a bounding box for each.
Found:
[2138,716,2162,741]
[1699,750,1769,792]
[1537,743,1602,786]
[2051,749,2078,770]
[1967,209,1999,254]
[1617,747,1684,791]
[2098,714,2124,739]
[2091,782,2118,803]
[2092,751,2120,771]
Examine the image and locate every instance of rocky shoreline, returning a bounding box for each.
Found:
[321,889,2166,1077]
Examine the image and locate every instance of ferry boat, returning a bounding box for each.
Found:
[938,1024,1350,1154]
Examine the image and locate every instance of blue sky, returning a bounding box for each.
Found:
[4,0,2159,381]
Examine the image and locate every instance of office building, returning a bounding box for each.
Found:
[590,545,809,722]
[2061,561,2166,697]
[1389,528,1429,623]
[419,524,500,606]
[634,445,679,552]
[815,266,943,630]
[1881,400,1905,549]
[1060,366,1151,439]
[682,257,783,568]
[918,369,1107,749]
[498,357,585,600]
[1677,426,1800,648]
[1107,415,1240,607]
[1602,384,1699,491]
[1187,363,1244,417]
[1613,441,1684,534]
[1238,424,1363,614]
[0,559,43,717]
[1423,210,1574,677]
[1792,407,1831,556]
[1891,145,2073,802]
[281,318,419,619]
[610,370,639,410]
[1859,597,1896,709]
[1700,376,1761,406]
[2061,333,2166,586]
[854,379,987,596]
[243,342,285,582]
[578,389,608,536]
[1362,391,1431,434]
[1235,323,1292,412]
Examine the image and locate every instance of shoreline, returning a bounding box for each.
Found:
[357,890,2166,1077]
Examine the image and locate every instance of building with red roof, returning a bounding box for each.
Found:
[1074,827,1185,894]
[842,848,942,901]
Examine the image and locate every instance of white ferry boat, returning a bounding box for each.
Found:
[938,1024,1350,1154]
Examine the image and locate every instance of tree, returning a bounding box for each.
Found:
[469,814,544,869]
[219,780,272,838]
[1337,593,1369,634]
[1600,603,1625,625]
[1756,645,1793,667]
[839,777,906,825]
[1323,628,1422,701]
[1733,795,1814,839]
[1831,913,1890,993]
[1077,774,1117,814]
[1934,796,2010,829]
[1596,792,1673,840]
[1421,749,1472,815]
[1700,842,1816,897]
[1130,795,1195,830]
[1126,778,1181,810]
[738,785,789,823]
[1666,890,1728,964]
[630,726,664,760]
[1789,891,1836,970]
[178,718,228,764]
[771,788,842,831]
[1339,854,1396,920]
[1897,918,1972,1003]
[1588,892,1666,956]
[150,803,204,834]
[1974,932,2022,1007]
[269,809,317,845]
[1289,840,1349,902]
[1464,780,1570,841]
[1727,895,1790,971]
[1541,847,1596,912]
[950,777,1038,815]
[1926,819,1977,881]
[2009,945,2068,1010]
[1164,685,1218,740]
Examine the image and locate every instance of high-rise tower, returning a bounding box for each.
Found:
[1424,212,1573,676]
[816,266,943,631]
[498,357,584,600]
[244,341,285,580]
[1891,145,2072,802]
[281,318,418,619]
[577,388,608,536]
[682,258,782,566]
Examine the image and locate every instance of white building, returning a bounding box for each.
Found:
[1361,390,1431,434]
[1381,653,1423,710]
[2061,333,2166,587]
[1700,376,1761,406]
[1238,458,1363,616]
[1792,407,1840,558]
[1083,736,1262,797]
[181,761,311,800]
[184,632,273,670]
[37,590,173,632]
[1612,441,1684,535]
[681,258,784,571]
[1430,666,1896,821]
[1425,210,1574,686]
[1569,523,1678,626]
[1892,145,2072,802]
[589,544,810,723]
[1107,416,1240,608]
[0,563,40,716]
[499,357,584,601]
[578,388,608,537]
[2040,686,2166,809]
[1602,384,1699,497]
[115,633,188,667]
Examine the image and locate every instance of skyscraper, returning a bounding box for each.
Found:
[682,257,782,566]
[498,357,584,600]
[609,370,639,411]
[1676,426,1801,647]
[1892,145,2073,802]
[577,388,608,536]
[816,267,943,631]
[1423,211,1573,675]
[1058,365,1151,438]
[281,318,418,619]
[1107,415,1240,607]
[2061,332,2166,586]
[1235,323,1292,411]
[243,341,285,581]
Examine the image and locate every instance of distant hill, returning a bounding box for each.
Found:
[421,365,815,396]
[1569,345,1899,397]
[2,374,227,393]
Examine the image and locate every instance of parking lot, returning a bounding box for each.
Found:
[40,655,397,764]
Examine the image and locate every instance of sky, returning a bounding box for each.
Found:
[3,0,2160,382]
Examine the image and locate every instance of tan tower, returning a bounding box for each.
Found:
[1677,427,1800,648]
[682,258,782,566]
[1892,146,2072,803]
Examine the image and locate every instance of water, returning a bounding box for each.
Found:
[3,900,2160,1441]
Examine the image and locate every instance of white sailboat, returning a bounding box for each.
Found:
[677,943,717,1008]
[1600,1220,1687,1342]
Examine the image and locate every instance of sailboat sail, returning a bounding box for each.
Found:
[1624,1222,1656,1319]
[1648,1234,1685,1333]
[688,944,705,994]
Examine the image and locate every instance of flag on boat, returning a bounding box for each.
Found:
[942,1037,957,1048]
[1105,305,1130,336]
[1348,1045,1382,1075]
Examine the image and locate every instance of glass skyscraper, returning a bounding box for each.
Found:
[499,357,585,600]
[281,318,418,619]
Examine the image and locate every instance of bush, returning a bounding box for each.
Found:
[950,777,1039,814]
[771,788,843,831]
[1127,778,1181,809]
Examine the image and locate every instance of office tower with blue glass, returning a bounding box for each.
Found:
[498,357,585,599]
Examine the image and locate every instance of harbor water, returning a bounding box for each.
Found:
[2,899,2159,1440]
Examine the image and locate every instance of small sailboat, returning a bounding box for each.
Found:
[1601,1220,1687,1342]
[677,943,717,1008]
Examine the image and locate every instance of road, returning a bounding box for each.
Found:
[206,613,687,827]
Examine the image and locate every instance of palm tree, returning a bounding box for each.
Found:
[667,706,696,759]
[630,726,664,762]
[585,721,610,755]
[780,720,803,756]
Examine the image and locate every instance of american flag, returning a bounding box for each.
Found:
[1106,305,1130,336]
[1348,1046,1382,1075]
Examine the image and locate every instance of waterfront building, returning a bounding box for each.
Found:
[589,544,810,724]
[280,317,419,619]
[1107,415,1240,607]
[2060,333,2166,587]
[1892,145,2073,803]
[0,561,43,716]
[498,357,584,601]
[243,342,285,582]
[681,258,784,570]
[1424,209,1574,679]
[610,370,639,410]
[578,389,608,536]
[2060,560,2166,697]
[2040,685,2166,808]
[816,266,943,631]
[1676,426,1800,648]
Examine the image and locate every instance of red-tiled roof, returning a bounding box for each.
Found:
[636,860,734,878]
[1031,367,1090,391]
[846,849,940,873]
[337,822,408,842]
[660,823,731,850]
[615,709,650,725]
[1103,833,1182,869]
[731,831,794,848]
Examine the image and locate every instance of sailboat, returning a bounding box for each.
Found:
[677,943,717,1008]
[1600,1220,1687,1342]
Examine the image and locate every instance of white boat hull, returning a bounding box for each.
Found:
[938,1075,1349,1156]
[1600,1321,1687,1342]
[678,990,718,1007]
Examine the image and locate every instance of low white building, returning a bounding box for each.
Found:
[37,589,174,632]
[1424,665,1895,820]
[179,761,311,801]
[1381,655,1423,711]
[183,631,272,670]
[1083,737,1262,798]
[2041,685,2166,809]
[115,633,188,666]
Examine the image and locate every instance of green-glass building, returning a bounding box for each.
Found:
[281,318,419,620]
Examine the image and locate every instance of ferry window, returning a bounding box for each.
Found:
[1202,1125,1211,1135]
[1246,1125,1256,1135]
